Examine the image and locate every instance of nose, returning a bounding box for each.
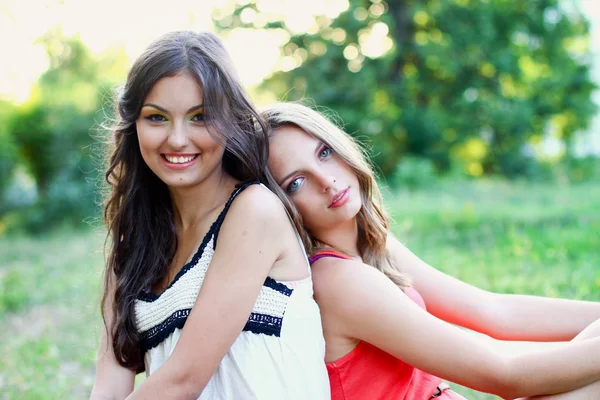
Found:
[316,173,336,192]
[167,122,189,149]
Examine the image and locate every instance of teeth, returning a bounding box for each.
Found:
[332,190,346,204]
[165,155,196,164]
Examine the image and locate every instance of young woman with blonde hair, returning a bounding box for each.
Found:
[263,102,600,400]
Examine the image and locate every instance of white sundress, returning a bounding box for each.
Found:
[134,181,331,400]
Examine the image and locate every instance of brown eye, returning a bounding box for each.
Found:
[145,114,167,122]
[191,113,205,122]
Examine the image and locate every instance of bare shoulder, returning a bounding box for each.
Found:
[311,257,397,317]
[217,183,291,253]
[312,256,389,287]
[386,233,406,255]
[230,183,281,211]
[224,183,288,226]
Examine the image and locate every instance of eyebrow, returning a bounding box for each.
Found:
[141,103,204,114]
[277,141,323,186]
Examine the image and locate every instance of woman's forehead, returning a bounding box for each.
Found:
[270,125,319,149]
[144,73,203,106]
[268,126,318,178]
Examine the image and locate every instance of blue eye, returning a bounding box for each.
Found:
[145,114,167,122]
[286,177,304,193]
[319,146,332,159]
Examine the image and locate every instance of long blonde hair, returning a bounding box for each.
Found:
[262,102,410,289]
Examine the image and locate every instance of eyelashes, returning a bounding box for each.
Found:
[285,144,334,194]
[286,177,304,193]
[142,113,205,123]
[190,113,205,122]
[144,114,167,122]
[318,145,332,159]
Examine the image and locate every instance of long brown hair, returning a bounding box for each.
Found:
[102,31,269,372]
[262,102,410,289]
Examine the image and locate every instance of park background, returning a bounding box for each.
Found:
[1,0,599,398]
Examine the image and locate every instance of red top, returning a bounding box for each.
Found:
[309,250,442,400]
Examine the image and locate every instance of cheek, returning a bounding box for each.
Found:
[292,195,321,229]
[192,131,223,153]
[136,125,164,151]
[337,162,356,182]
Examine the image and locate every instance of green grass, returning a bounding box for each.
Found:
[386,179,600,301]
[0,179,599,399]
[0,229,105,399]
[385,179,600,399]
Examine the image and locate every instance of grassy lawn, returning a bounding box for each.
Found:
[386,179,600,399]
[0,228,106,400]
[1,179,598,399]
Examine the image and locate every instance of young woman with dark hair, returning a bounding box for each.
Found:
[90,33,329,400]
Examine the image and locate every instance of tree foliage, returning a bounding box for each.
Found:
[217,0,596,177]
[3,32,126,231]
[0,101,18,214]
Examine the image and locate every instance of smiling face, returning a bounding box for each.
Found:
[268,124,362,236]
[136,73,226,189]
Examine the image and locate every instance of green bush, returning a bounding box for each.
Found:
[1,34,122,234]
[0,269,29,313]
[5,103,102,233]
[0,130,18,213]
[560,156,600,182]
[519,155,600,183]
[391,156,438,190]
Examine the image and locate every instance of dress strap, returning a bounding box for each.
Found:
[308,250,353,265]
[213,180,260,247]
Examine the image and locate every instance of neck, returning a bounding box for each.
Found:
[169,169,238,231]
[313,218,361,259]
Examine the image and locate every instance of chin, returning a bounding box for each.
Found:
[336,204,362,226]
[349,198,362,217]
[160,176,200,189]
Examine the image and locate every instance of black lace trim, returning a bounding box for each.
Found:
[138,181,284,351]
[140,308,191,352]
[243,312,284,337]
[137,181,259,302]
[139,275,294,352]
[264,276,293,296]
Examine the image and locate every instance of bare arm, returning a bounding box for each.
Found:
[312,257,600,399]
[387,235,600,341]
[90,272,136,400]
[483,294,600,341]
[126,186,287,399]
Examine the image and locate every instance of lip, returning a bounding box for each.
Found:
[329,187,350,208]
[161,153,200,170]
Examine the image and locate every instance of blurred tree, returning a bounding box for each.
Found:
[216,0,596,177]
[0,100,18,215]
[5,31,127,231]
